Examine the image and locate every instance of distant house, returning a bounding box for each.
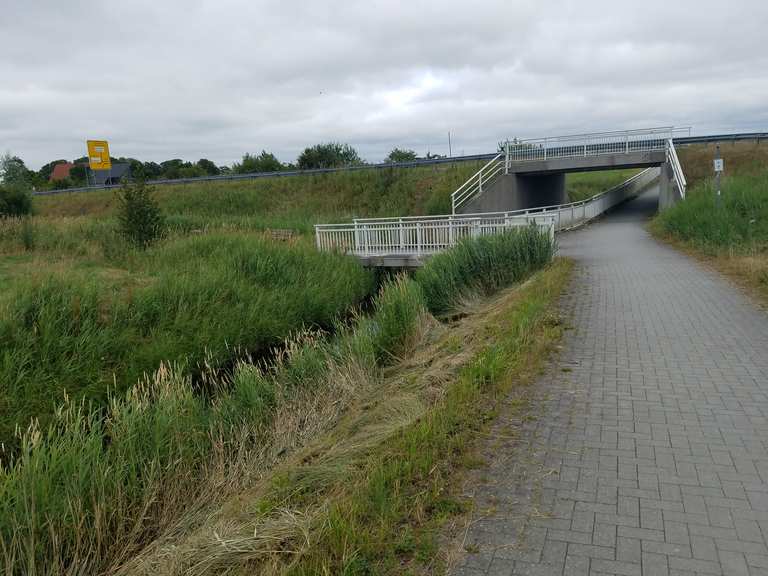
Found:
[50,162,75,181]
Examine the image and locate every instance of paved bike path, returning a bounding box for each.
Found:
[451,187,768,576]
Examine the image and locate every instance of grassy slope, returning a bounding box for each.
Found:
[1,228,556,575]
[652,141,768,305]
[114,258,572,575]
[0,162,645,447]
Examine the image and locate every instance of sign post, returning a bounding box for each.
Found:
[86,140,111,187]
[714,144,724,208]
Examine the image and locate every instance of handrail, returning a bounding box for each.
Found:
[666,139,687,199]
[449,126,690,214]
[450,153,504,213]
[316,167,658,258]
[355,167,655,225]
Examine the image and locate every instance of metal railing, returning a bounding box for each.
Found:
[451,127,691,213]
[316,167,659,259]
[449,153,505,214]
[36,129,765,198]
[666,139,687,199]
[315,215,555,257]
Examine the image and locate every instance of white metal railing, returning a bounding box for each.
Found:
[666,139,687,199]
[450,153,505,214]
[451,127,691,213]
[315,215,555,257]
[316,167,659,259]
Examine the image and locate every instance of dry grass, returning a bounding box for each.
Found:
[677,139,768,189]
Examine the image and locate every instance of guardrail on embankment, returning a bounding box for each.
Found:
[32,131,765,197]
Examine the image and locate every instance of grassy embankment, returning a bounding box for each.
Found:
[565,168,640,202]
[0,161,636,443]
[652,140,768,304]
[1,163,487,446]
[1,227,560,575]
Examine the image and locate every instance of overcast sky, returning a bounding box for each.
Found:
[2,0,767,169]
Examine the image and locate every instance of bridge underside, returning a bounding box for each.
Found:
[458,150,667,214]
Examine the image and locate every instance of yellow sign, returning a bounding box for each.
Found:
[87,140,112,171]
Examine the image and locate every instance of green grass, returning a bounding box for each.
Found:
[0,227,555,576]
[0,233,375,448]
[677,140,768,190]
[565,169,641,202]
[33,162,485,226]
[416,226,556,315]
[653,168,768,252]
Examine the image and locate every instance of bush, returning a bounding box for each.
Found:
[116,181,165,248]
[0,184,32,217]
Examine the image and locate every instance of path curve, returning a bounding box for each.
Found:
[451,187,768,576]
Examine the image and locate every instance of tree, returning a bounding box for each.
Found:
[196,158,220,176]
[1,153,31,186]
[142,162,164,180]
[0,153,32,216]
[233,151,284,174]
[69,164,87,185]
[160,159,185,180]
[385,148,418,164]
[296,142,362,170]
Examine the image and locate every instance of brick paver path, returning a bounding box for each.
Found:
[451,188,768,576]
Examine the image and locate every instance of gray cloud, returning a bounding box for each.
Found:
[1,0,766,168]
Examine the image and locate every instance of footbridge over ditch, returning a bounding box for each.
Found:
[315,127,689,267]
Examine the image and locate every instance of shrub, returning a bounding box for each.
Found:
[116,181,165,248]
[0,184,32,217]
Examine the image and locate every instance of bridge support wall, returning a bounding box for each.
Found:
[457,172,567,214]
[658,161,682,211]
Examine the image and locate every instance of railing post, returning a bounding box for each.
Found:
[416,222,422,255]
[398,218,404,251]
[543,138,548,160]
[478,170,483,194]
[448,217,454,246]
[625,133,629,154]
[364,225,370,255]
[505,141,510,174]
[354,221,360,253]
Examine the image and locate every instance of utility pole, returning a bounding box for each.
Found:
[448,131,452,158]
[714,144,723,208]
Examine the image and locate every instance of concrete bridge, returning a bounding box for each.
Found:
[452,127,690,214]
[314,127,689,267]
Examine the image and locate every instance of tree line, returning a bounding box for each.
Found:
[2,143,440,194]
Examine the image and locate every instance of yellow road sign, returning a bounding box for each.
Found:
[87,140,112,170]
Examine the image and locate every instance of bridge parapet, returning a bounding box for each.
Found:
[452,127,690,213]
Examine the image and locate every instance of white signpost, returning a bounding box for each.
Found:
[714,145,723,207]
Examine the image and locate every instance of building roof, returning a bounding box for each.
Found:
[50,162,74,181]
